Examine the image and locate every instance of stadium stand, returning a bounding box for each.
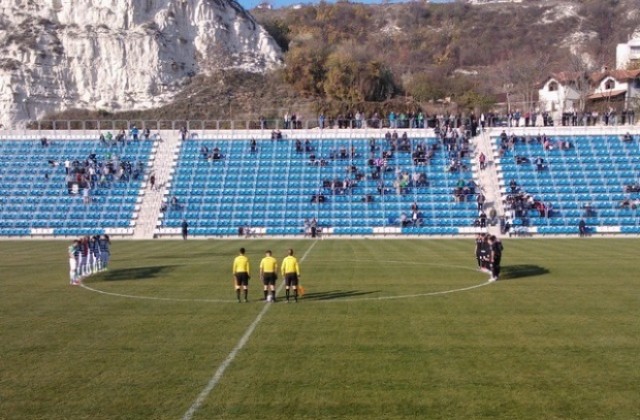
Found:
[3,127,639,239]
[495,132,640,235]
[0,137,154,237]
[156,132,481,237]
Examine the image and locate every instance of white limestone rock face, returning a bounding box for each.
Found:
[0,0,282,127]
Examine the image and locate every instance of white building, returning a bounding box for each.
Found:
[538,68,640,113]
[538,73,581,112]
[616,37,640,70]
[588,70,640,110]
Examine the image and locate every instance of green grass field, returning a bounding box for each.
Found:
[1,239,639,419]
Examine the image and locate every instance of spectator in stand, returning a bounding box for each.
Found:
[412,210,421,227]
[200,145,209,159]
[179,126,188,141]
[560,139,573,150]
[618,198,640,209]
[130,125,139,141]
[171,195,181,210]
[389,111,396,128]
[535,156,545,171]
[622,132,634,142]
[543,136,555,150]
[478,152,486,170]
[509,179,518,193]
[583,202,596,217]
[477,192,485,212]
[479,211,487,228]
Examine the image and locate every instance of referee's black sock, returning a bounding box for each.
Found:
[244,289,248,301]
[272,290,276,301]
[285,289,290,300]
[236,289,241,301]
[263,289,268,300]
[294,288,298,301]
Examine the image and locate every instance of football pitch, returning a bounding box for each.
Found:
[1,238,639,419]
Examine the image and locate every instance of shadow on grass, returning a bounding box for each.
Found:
[500,265,550,280]
[98,265,178,281]
[302,289,380,301]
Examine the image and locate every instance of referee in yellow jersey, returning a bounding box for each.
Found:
[281,248,301,302]
[260,250,278,302]
[232,247,251,303]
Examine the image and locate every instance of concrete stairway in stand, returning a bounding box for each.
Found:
[133,131,181,239]
[471,129,504,237]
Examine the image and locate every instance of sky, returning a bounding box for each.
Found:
[239,0,454,11]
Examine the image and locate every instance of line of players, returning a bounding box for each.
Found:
[232,248,301,303]
[475,233,503,282]
[68,235,111,285]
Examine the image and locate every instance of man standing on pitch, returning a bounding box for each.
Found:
[260,250,278,302]
[488,235,503,282]
[181,219,189,240]
[281,248,301,302]
[233,247,251,302]
[68,239,79,285]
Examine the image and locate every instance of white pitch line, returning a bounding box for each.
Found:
[319,281,492,303]
[80,259,489,304]
[181,241,318,420]
[79,283,235,303]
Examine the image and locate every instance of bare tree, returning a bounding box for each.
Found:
[499,51,552,112]
[568,52,596,113]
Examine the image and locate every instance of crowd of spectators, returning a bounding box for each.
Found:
[559,108,636,127]
[504,180,554,225]
[55,152,145,200]
[497,131,573,158]
[263,110,484,134]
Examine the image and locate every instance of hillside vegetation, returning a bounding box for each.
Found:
[48,0,640,124]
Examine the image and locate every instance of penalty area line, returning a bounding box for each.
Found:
[181,241,318,420]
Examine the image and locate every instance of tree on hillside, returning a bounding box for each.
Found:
[499,52,552,112]
[284,40,329,96]
[323,47,398,103]
[581,0,619,68]
[568,52,596,113]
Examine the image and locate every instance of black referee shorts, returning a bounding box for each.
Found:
[235,272,249,286]
[262,273,277,286]
[284,273,299,287]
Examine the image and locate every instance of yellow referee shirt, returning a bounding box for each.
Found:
[281,256,300,275]
[260,256,278,274]
[233,255,250,274]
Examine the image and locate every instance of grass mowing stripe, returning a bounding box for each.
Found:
[181,241,317,420]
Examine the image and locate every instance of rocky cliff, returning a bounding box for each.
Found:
[0,0,282,128]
